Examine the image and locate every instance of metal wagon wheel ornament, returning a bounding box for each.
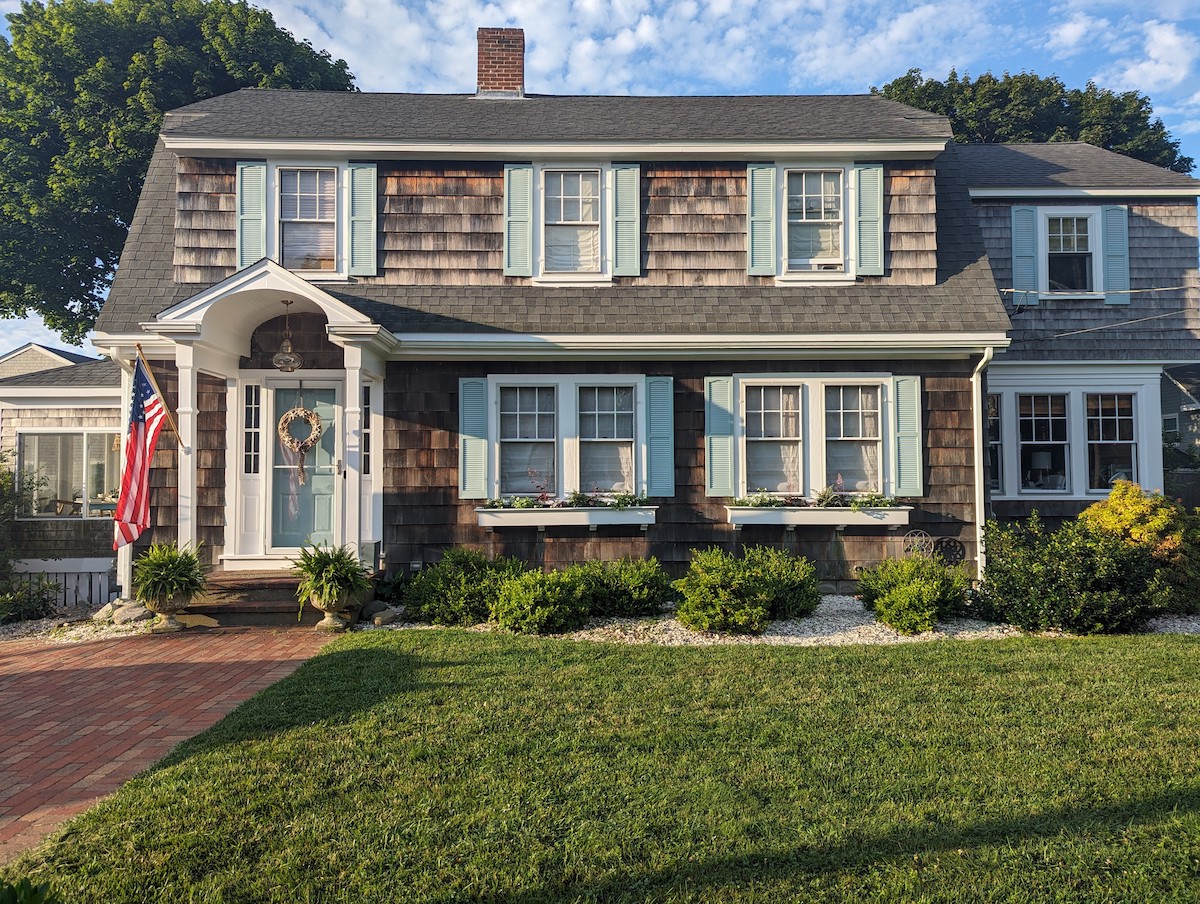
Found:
[277,406,323,485]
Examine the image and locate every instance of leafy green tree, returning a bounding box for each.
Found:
[0,0,355,342]
[875,69,1192,175]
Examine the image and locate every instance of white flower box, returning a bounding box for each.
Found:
[725,506,912,529]
[476,507,657,531]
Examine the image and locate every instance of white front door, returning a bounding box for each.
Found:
[269,384,339,551]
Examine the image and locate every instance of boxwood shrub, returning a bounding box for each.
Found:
[403,547,527,626]
[491,569,589,635]
[857,554,970,633]
[980,514,1162,634]
[575,557,674,617]
[673,546,819,635]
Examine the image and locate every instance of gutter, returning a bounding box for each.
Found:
[971,345,996,580]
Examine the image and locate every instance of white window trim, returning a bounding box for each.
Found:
[1037,206,1104,300]
[734,374,892,498]
[267,161,349,280]
[531,163,615,286]
[773,162,859,286]
[16,428,123,521]
[987,374,1157,500]
[486,374,647,498]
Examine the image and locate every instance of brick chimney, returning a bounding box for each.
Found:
[477,27,525,98]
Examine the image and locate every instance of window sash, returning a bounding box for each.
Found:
[544,170,602,273]
[786,170,843,269]
[986,394,1002,493]
[1018,393,1070,492]
[279,167,337,271]
[1086,393,1136,490]
[499,386,557,495]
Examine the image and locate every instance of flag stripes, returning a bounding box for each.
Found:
[113,359,168,550]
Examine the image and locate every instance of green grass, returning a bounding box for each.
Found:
[6,632,1200,902]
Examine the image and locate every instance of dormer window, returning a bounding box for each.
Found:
[787,170,844,271]
[544,170,601,273]
[279,168,337,271]
[1046,215,1092,292]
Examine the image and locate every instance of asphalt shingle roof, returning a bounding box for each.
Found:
[955,142,1200,191]
[163,90,952,143]
[0,359,121,388]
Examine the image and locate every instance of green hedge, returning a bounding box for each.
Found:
[491,570,589,635]
[857,555,970,635]
[674,546,820,635]
[574,557,674,617]
[403,548,527,626]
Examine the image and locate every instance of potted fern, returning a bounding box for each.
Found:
[293,543,373,631]
[132,543,207,633]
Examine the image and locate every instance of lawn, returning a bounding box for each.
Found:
[6,630,1200,902]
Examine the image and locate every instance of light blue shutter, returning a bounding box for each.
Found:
[855,163,885,276]
[236,161,267,270]
[892,376,923,497]
[746,165,776,276]
[348,164,377,276]
[612,164,641,276]
[1102,205,1130,305]
[645,376,674,497]
[459,378,488,499]
[705,376,735,497]
[1011,206,1039,306]
[503,164,534,276]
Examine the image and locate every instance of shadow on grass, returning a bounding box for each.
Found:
[487,784,1200,903]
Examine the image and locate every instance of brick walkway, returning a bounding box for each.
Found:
[0,627,332,864]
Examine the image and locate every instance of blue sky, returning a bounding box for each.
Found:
[2,0,1198,357]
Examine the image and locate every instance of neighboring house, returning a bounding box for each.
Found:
[0,358,123,604]
[88,26,1200,593]
[0,343,95,381]
[1163,364,1200,449]
[954,143,1200,518]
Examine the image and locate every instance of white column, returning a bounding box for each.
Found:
[342,344,364,558]
[176,343,198,548]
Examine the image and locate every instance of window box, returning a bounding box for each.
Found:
[724,505,911,529]
[475,506,657,531]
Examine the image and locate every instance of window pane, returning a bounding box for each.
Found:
[21,434,84,517]
[281,222,336,270]
[1086,393,1136,490]
[500,442,555,495]
[84,434,120,515]
[746,441,802,493]
[545,224,600,272]
[580,442,634,493]
[826,440,879,492]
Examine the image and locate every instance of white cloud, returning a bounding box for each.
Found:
[1045,13,1111,58]
[1099,20,1200,93]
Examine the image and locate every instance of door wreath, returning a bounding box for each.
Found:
[278,407,323,486]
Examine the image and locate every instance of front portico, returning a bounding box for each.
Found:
[96,260,393,594]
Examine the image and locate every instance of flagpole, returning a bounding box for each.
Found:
[134,343,184,449]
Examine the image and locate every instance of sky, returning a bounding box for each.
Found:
[1,0,1199,357]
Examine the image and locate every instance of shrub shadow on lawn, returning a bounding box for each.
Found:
[490,784,1200,903]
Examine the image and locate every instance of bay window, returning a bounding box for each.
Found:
[1018,394,1069,491]
[1086,393,1136,490]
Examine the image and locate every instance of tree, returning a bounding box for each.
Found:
[874,69,1193,175]
[0,0,355,342]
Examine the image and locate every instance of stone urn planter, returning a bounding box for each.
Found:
[132,543,207,634]
[294,543,373,632]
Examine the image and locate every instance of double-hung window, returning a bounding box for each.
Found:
[986,394,1003,492]
[1011,205,1129,304]
[18,431,121,518]
[1086,393,1136,489]
[787,171,844,271]
[279,168,337,271]
[1018,394,1070,491]
[460,375,674,501]
[235,161,377,277]
[710,376,918,500]
[544,170,601,273]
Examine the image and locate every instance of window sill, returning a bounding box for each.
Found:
[774,272,855,287]
[475,506,657,531]
[1037,292,1104,302]
[530,274,614,287]
[725,505,911,530]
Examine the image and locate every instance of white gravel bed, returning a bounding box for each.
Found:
[0,606,151,645]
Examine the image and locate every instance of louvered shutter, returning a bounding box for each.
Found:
[236,161,267,270]
[1102,206,1130,305]
[892,376,923,497]
[1011,206,1039,306]
[855,163,885,276]
[348,164,377,276]
[459,379,489,499]
[746,165,777,276]
[645,376,674,497]
[705,376,735,497]
[612,165,641,276]
[503,164,534,276]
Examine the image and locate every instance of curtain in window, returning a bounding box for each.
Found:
[826,441,880,492]
[545,225,600,272]
[579,442,634,492]
[500,443,556,495]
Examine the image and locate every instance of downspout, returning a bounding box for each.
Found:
[971,345,995,581]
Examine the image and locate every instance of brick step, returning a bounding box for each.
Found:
[190,571,366,627]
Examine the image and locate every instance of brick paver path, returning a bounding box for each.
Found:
[0,627,332,864]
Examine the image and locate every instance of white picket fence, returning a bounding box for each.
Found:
[13,557,118,607]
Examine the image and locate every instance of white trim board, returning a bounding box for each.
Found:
[970,187,1199,199]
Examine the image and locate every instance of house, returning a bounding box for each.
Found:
[85,27,1164,597]
[0,356,123,604]
[0,343,97,380]
[953,143,1200,518]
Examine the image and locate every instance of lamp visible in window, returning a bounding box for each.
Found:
[271,300,304,373]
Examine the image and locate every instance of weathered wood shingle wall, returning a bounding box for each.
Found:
[174,157,236,283]
[196,372,226,567]
[382,358,979,585]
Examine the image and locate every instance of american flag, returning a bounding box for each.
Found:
[113,359,169,550]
